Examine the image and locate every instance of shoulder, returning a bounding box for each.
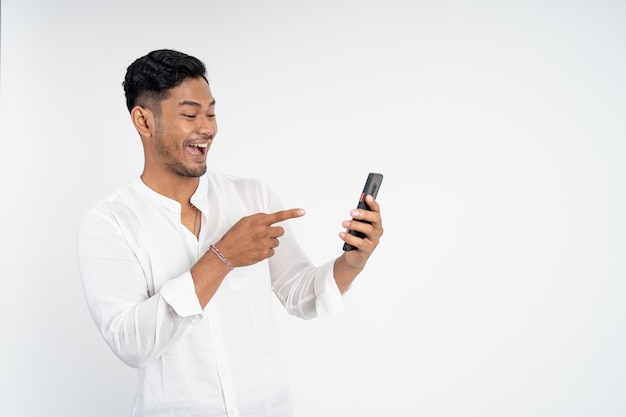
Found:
[80,180,148,228]
[89,179,139,209]
[204,171,282,212]
[204,170,267,188]
[205,170,273,196]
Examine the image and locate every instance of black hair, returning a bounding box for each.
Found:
[122,49,208,113]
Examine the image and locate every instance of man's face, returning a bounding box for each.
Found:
[152,77,217,177]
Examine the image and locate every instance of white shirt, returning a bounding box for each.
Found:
[77,172,345,417]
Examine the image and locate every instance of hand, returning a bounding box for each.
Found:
[214,208,306,267]
[339,195,383,268]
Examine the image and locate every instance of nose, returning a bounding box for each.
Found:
[197,116,216,138]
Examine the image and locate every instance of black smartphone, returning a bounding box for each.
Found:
[343,172,383,251]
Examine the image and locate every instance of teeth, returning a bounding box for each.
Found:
[190,143,208,148]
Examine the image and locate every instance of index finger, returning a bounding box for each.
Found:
[265,208,306,225]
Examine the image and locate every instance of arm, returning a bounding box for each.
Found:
[335,194,384,292]
[190,208,306,308]
[77,211,204,368]
[78,207,308,367]
[270,195,383,319]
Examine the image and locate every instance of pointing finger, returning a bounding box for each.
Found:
[265,208,306,225]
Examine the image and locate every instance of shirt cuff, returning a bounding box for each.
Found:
[159,271,204,318]
[314,260,345,317]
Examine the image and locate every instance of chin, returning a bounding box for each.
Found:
[169,161,207,178]
[184,166,207,177]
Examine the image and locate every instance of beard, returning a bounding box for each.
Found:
[164,157,207,178]
[154,131,207,178]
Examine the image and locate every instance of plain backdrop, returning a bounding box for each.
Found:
[1,1,625,416]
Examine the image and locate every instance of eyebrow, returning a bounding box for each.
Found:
[178,99,216,108]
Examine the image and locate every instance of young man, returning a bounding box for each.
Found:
[77,49,383,417]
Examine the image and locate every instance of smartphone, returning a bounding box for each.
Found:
[343,172,383,251]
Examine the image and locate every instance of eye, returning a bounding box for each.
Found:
[207,114,216,119]
[183,114,196,119]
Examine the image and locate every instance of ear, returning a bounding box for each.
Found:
[130,105,155,139]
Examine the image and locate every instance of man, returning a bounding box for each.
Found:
[77,49,383,417]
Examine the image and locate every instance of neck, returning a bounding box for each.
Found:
[140,170,201,206]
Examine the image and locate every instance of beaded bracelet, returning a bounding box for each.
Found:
[209,245,234,271]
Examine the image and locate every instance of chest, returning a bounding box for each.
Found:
[122,192,266,295]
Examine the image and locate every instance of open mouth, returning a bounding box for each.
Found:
[187,142,209,158]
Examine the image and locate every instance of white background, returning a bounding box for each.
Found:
[1,1,625,416]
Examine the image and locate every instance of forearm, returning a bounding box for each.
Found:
[190,247,232,308]
[269,219,346,319]
[78,213,206,368]
[99,291,199,368]
[333,252,365,294]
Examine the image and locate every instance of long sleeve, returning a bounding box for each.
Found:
[77,209,203,368]
[265,193,346,319]
[77,173,345,416]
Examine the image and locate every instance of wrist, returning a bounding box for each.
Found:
[209,244,234,271]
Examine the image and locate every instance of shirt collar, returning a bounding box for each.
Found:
[131,174,209,213]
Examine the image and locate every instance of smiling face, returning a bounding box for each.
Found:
[147,77,217,178]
